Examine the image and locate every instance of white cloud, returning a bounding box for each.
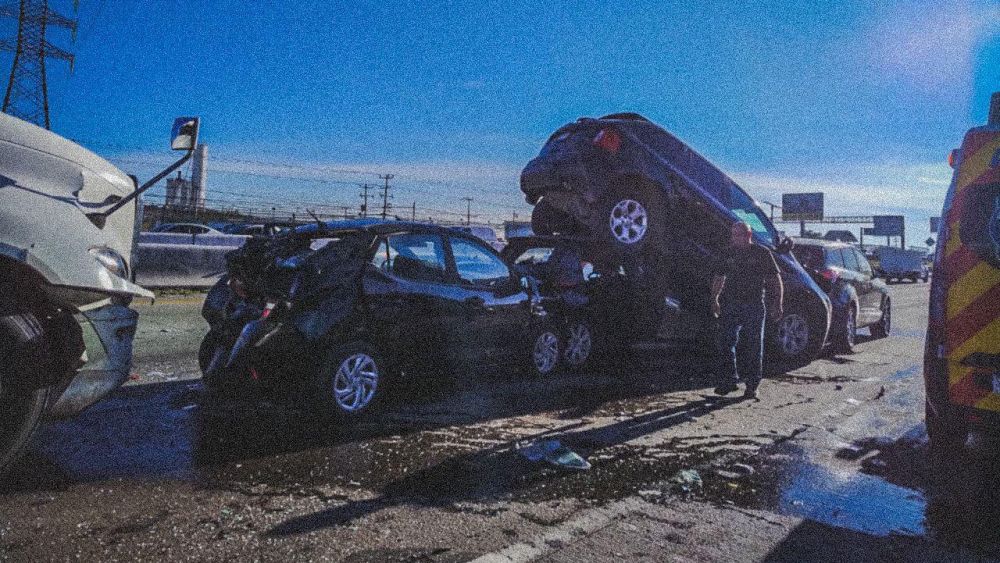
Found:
[862,1,1000,93]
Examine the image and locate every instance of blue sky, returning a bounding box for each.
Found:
[9,0,1000,243]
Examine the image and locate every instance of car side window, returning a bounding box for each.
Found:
[450,237,511,286]
[841,248,860,272]
[825,248,845,268]
[854,250,873,275]
[376,233,448,283]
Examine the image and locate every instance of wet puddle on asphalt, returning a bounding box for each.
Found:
[7,375,1000,556]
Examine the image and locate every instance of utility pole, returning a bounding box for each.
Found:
[359,184,371,218]
[460,197,473,226]
[1,0,77,129]
[340,206,351,220]
[411,201,416,221]
[378,174,394,220]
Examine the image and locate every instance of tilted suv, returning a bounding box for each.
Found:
[791,239,891,353]
[924,92,1000,455]
[520,113,831,362]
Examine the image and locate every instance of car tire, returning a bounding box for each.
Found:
[870,297,891,339]
[771,310,821,361]
[926,400,969,461]
[834,304,858,354]
[313,342,385,419]
[562,318,595,373]
[526,324,562,377]
[198,334,233,394]
[597,181,667,260]
[0,384,49,481]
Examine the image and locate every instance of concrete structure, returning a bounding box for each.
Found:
[164,143,207,209]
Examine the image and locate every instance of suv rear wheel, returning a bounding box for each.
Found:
[834,304,858,354]
[773,311,812,359]
[598,182,666,259]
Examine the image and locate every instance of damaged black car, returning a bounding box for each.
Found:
[520,113,832,362]
[200,219,562,417]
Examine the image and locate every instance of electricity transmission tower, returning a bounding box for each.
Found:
[1,0,77,129]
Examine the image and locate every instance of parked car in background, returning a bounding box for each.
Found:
[200,220,562,417]
[791,239,891,353]
[152,222,221,235]
[924,91,1000,457]
[451,225,504,252]
[520,112,832,363]
[220,223,290,237]
[875,246,929,283]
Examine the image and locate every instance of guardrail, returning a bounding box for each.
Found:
[133,232,249,288]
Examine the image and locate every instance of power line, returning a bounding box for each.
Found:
[378,174,394,220]
[460,196,473,226]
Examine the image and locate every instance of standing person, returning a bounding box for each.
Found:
[710,222,784,400]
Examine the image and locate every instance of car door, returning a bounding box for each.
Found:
[447,234,531,366]
[837,247,867,320]
[363,231,462,373]
[851,247,882,325]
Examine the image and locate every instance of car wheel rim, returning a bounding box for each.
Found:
[777,314,809,356]
[533,331,560,374]
[332,353,379,412]
[847,310,856,346]
[609,199,648,245]
[564,323,593,366]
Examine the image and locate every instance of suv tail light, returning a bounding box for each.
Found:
[593,128,621,153]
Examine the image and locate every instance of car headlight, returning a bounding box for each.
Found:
[89,246,129,278]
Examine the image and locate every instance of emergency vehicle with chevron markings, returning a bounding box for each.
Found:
[924,91,1000,455]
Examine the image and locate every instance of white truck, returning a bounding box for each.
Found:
[875,246,929,283]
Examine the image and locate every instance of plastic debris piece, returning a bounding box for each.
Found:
[670,469,703,493]
[517,439,591,470]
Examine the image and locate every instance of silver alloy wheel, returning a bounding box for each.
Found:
[846,308,857,347]
[332,353,379,413]
[609,199,649,245]
[564,322,593,367]
[777,313,810,357]
[533,331,560,375]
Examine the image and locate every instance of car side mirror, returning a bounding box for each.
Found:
[776,237,795,254]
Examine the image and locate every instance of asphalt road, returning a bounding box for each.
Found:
[2,283,998,561]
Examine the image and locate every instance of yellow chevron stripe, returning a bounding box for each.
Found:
[946,262,1000,319]
[944,221,962,258]
[975,392,1000,412]
[956,137,1000,193]
[952,315,1000,360]
[949,364,971,385]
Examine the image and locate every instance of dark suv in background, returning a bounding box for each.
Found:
[791,239,891,353]
[520,112,832,362]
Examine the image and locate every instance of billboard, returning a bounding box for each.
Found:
[872,215,905,237]
[930,217,940,233]
[782,193,824,221]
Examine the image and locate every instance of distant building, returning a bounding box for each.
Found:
[164,143,207,209]
[824,230,858,243]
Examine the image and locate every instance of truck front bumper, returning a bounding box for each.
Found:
[47,303,138,419]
